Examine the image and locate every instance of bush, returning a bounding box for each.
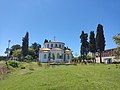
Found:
[112,62,120,64]
[0,56,7,61]
[7,60,20,68]
[25,55,33,63]
[21,66,25,69]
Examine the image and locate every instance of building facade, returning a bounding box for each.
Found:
[39,40,72,63]
[96,48,118,64]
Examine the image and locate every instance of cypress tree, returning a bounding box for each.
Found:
[89,31,96,63]
[96,24,105,63]
[80,31,89,61]
[22,32,29,59]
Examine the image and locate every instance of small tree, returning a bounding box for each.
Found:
[52,53,55,61]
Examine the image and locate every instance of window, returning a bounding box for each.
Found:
[47,44,49,48]
[57,53,60,59]
[59,44,61,48]
[62,45,64,48]
[60,54,63,59]
[44,54,47,59]
[55,44,57,47]
[67,54,69,59]
[51,44,53,47]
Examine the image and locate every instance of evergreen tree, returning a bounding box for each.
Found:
[80,31,89,61]
[89,31,96,62]
[96,24,105,63]
[44,39,48,44]
[22,32,29,59]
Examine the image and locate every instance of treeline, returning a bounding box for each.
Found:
[5,32,41,61]
[80,24,105,63]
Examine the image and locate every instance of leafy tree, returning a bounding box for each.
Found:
[89,31,96,63]
[80,31,89,61]
[10,44,21,55]
[114,47,120,60]
[13,49,22,61]
[22,32,29,59]
[113,34,120,60]
[96,24,105,63]
[30,42,41,59]
[113,34,120,45]
[28,48,35,58]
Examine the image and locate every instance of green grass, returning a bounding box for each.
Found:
[0,62,120,90]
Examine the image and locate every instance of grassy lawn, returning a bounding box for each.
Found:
[0,62,120,90]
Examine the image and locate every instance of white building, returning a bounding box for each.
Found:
[39,40,72,63]
[96,48,118,64]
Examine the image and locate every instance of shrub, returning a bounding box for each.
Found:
[25,55,33,63]
[21,66,26,69]
[7,60,20,68]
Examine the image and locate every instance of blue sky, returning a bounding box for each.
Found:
[0,0,120,56]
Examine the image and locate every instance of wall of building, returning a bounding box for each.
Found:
[44,42,65,49]
[39,50,72,63]
[39,51,50,62]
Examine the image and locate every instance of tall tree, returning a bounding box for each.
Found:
[80,31,89,61]
[96,24,105,63]
[22,32,29,58]
[89,31,96,62]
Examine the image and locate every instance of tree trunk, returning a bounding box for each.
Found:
[93,53,95,63]
[100,52,102,63]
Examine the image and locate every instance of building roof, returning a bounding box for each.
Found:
[45,41,65,44]
[52,48,62,51]
[65,49,72,53]
[40,48,51,51]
